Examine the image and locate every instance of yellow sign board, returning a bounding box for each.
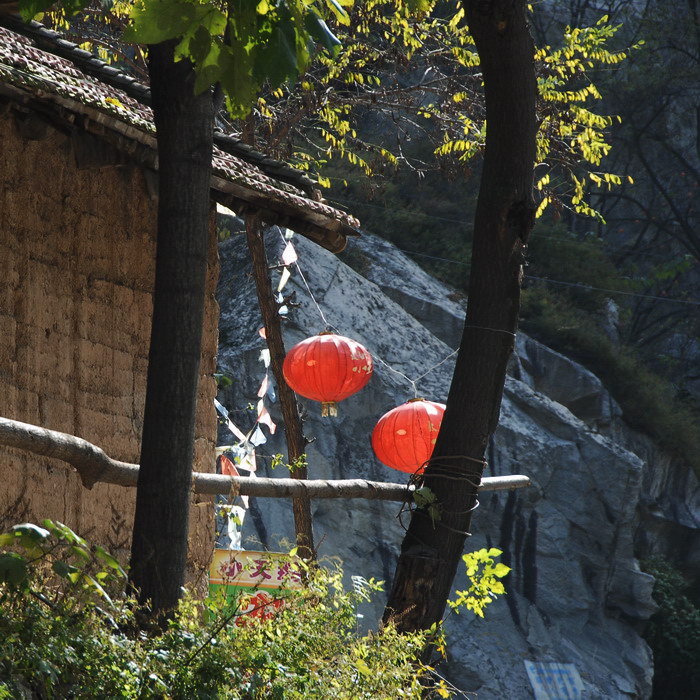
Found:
[209,549,302,622]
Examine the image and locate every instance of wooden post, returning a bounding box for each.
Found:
[244,214,315,559]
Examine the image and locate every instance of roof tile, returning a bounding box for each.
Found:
[0,22,359,237]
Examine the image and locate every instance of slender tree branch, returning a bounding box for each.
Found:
[0,416,530,500]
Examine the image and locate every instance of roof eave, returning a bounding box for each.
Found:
[0,81,357,253]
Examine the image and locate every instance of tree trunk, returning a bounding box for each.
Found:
[245,215,315,559]
[129,41,214,615]
[383,0,537,633]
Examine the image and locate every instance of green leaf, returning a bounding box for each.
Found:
[12,523,50,543]
[404,0,433,13]
[124,0,199,44]
[187,25,213,65]
[18,0,89,20]
[1,523,51,557]
[0,552,29,587]
[413,486,436,508]
[94,546,126,578]
[70,545,91,563]
[85,574,114,607]
[44,520,86,547]
[52,560,77,579]
[492,563,510,578]
[323,0,350,25]
[355,658,372,676]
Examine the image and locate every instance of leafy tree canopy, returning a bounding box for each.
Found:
[24,1,635,220]
[20,0,351,116]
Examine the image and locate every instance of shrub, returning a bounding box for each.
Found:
[0,521,509,698]
[641,557,700,700]
[520,285,700,474]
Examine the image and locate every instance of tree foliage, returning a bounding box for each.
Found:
[34,1,633,220]
[22,0,351,116]
[642,557,700,700]
[234,3,634,222]
[0,521,509,698]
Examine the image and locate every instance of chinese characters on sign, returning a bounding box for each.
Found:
[209,549,302,623]
[524,661,584,700]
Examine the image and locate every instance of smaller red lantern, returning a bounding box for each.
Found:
[372,399,445,474]
[283,333,373,416]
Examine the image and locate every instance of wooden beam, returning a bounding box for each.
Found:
[245,213,315,558]
[0,416,531,501]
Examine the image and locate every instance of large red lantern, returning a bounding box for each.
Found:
[283,333,373,416]
[372,399,445,473]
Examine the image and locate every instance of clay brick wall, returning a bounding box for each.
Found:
[0,110,219,578]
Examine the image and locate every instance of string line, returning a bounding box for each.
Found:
[326,195,700,307]
[279,229,461,395]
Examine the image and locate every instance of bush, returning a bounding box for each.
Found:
[642,557,700,700]
[0,520,509,699]
[520,285,700,474]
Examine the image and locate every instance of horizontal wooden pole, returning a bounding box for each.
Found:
[0,417,530,501]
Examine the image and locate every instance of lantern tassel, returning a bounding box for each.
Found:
[321,402,338,417]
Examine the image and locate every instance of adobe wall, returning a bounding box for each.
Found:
[0,110,219,580]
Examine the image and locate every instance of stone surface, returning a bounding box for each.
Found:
[215,221,699,699]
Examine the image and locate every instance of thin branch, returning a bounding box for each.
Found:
[0,416,530,501]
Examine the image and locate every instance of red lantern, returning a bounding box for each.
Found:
[371,399,445,473]
[283,333,373,416]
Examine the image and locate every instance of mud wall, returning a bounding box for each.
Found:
[0,109,219,578]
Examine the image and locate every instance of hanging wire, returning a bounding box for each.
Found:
[293,259,333,330]
[278,229,460,395]
[320,202,700,307]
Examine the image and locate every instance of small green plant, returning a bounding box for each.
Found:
[2,521,488,698]
[0,520,126,607]
[448,548,510,618]
[412,486,442,525]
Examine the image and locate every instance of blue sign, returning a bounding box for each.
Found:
[524,661,584,700]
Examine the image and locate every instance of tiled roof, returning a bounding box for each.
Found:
[0,16,359,250]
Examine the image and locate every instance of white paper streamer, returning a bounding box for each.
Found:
[257,373,270,398]
[277,266,291,292]
[238,450,257,473]
[214,398,229,419]
[250,425,267,446]
[225,505,247,549]
[227,418,248,443]
[257,400,277,434]
[281,241,298,266]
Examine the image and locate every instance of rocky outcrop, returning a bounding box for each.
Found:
[215,221,697,698]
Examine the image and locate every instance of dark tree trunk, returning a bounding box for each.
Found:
[245,215,315,559]
[129,41,215,614]
[383,0,537,633]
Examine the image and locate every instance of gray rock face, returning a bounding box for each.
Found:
[214,222,695,699]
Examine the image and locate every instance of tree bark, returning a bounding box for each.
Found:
[128,41,214,615]
[383,0,537,633]
[245,215,315,559]
[0,414,531,499]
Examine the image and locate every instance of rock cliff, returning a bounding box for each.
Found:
[215,216,699,699]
